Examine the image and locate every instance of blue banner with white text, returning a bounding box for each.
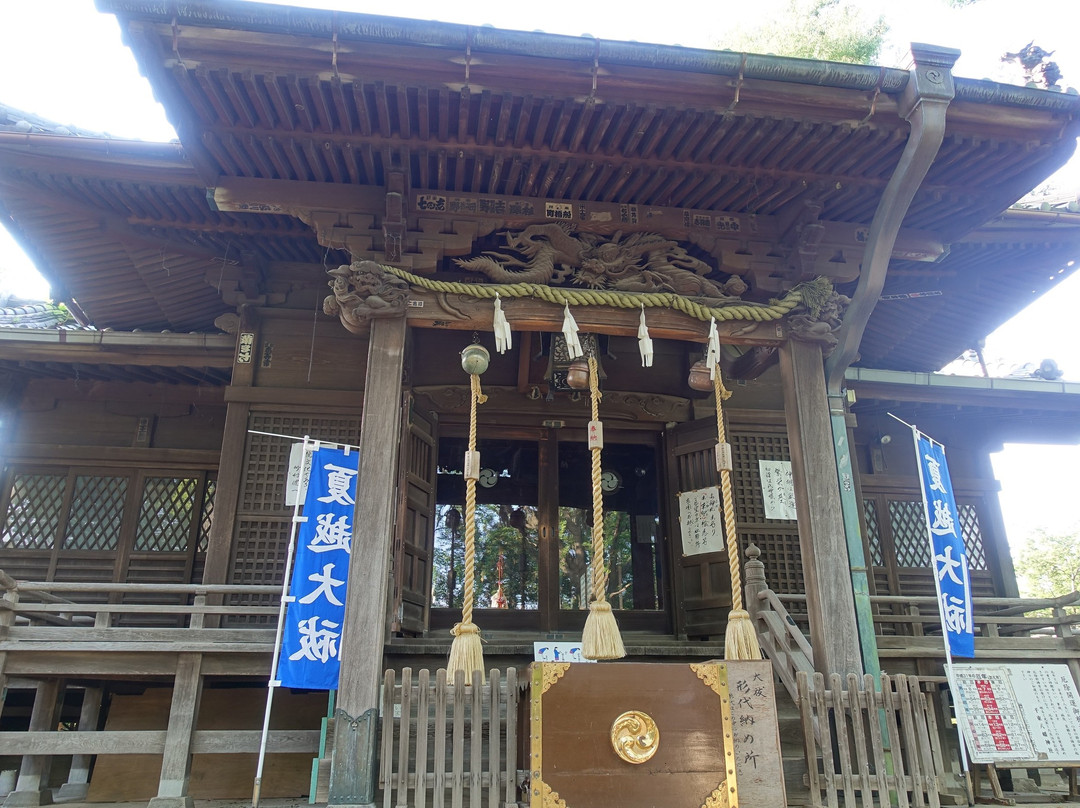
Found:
[278,445,359,689]
[915,431,975,659]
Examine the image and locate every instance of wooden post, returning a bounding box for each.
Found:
[0,570,17,713]
[3,679,62,808]
[328,315,407,808]
[201,307,258,630]
[55,687,103,801]
[743,543,767,623]
[147,653,204,808]
[780,339,863,677]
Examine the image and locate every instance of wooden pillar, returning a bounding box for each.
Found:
[780,339,863,677]
[202,305,259,588]
[3,680,62,808]
[0,571,17,712]
[147,653,204,808]
[328,316,407,808]
[55,687,103,801]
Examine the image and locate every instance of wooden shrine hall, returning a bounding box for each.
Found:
[1,1,1080,806]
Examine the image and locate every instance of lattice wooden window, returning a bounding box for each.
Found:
[887,499,930,567]
[134,477,199,552]
[863,499,885,566]
[1,466,216,585]
[198,478,216,552]
[731,428,803,595]
[232,413,362,588]
[64,475,128,551]
[1,472,65,550]
[958,503,989,571]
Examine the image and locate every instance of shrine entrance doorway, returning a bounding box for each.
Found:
[427,427,671,635]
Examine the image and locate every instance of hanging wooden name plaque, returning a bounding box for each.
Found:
[527,660,785,808]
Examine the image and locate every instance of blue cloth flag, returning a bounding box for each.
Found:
[914,431,974,658]
[278,445,359,689]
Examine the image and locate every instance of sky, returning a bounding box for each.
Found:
[0,0,1078,562]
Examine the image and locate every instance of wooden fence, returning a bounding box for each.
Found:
[798,671,946,808]
[379,667,520,808]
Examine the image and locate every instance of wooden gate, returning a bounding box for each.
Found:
[379,667,520,808]
[798,671,946,808]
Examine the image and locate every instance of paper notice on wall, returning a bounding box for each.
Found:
[758,460,797,520]
[678,486,725,556]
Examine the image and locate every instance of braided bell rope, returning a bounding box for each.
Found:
[382,265,811,323]
[587,356,607,604]
[713,367,742,611]
[457,373,488,632]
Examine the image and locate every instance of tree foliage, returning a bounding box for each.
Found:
[718,0,889,65]
[1013,526,1080,600]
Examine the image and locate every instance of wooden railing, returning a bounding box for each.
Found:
[379,667,520,808]
[741,545,1080,701]
[0,572,283,640]
[772,591,1080,643]
[743,544,815,702]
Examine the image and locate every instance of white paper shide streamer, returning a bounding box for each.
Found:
[637,305,653,367]
[493,293,512,354]
[562,303,583,359]
[706,317,721,379]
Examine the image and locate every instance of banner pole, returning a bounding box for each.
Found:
[252,435,312,808]
[911,424,970,774]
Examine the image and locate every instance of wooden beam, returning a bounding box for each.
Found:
[0,343,233,368]
[2,653,272,678]
[5,446,219,468]
[779,339,863,677]
[0,730,319,756]
[211,176,382,215]
[329,315,406,807]
[223,386,364,409]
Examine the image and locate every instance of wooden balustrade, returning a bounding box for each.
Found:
[0,578,283,632]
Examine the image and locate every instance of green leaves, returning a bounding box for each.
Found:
[718,0,888,65]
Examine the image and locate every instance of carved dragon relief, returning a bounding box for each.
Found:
[323,260,410,333]
[454,223,748,299]
[784,276,851,353]
[322,234,848,349]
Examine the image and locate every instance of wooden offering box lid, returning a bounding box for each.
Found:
[527,660,784,808]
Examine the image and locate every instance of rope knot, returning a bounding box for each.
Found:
[470,373,488,405]
[451,622,480,638]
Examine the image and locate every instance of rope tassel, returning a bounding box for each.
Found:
[447,373,489,681]
[493,293,512,354]
[637,305,654,368]
[581,355,626,660]
[713,365,762,661]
